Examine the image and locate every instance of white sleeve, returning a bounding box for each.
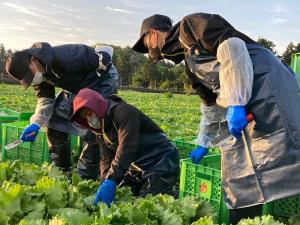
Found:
[216,37,254,107]
[30,97,55,127]
[196,103,227,148]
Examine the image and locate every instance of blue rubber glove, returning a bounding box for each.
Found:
[20,123,40,142]
[94,179,116,207]
[226,106,247,138]
[189,146,209,164]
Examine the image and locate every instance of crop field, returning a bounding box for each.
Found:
[0,161,218,225]
[0,83,201,139]
[0,160,291,225]
[1,83,299,225]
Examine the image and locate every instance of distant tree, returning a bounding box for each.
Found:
[257,37,277,54]
[0,44,8,74]
[112,46,148,86]
[132,67,149,88]
[281,42,300,65]
[92,42,188,91]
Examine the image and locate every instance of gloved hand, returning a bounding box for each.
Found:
[226,106,247,138]
[20,123,40,142]
[190,146,209,164]
[94,179,116,207]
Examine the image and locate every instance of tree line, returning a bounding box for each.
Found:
[0,38,299,92]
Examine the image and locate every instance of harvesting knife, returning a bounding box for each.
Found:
[4,131,36,150]
[4,140,23,150]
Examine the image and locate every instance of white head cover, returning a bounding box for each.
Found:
[95,45,114,58]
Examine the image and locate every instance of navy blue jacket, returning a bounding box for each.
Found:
[27,42,116,99]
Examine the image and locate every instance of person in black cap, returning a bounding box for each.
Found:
[6,42,119,180]
[133,14,174,61]
[133,13,300,224]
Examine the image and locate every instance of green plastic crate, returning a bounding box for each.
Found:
[266,196,300,218]
[179,155,281,224]
[1,121,50,165]
[291,52,300,79]
[179,155,228,224]
[171,136,220,159]
[18,112,34,121]
[0,108,20,149]
[70,134,81,157]
[0,108,19,122]
[257,195,300,218]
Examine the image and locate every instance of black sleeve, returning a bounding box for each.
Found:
[179,13,255,55]
[99,137,114,181]
[33,81,55,99]
[106,104,140,184]
[185,64,217,106]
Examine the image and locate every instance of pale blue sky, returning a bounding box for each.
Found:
[0,0,299,54]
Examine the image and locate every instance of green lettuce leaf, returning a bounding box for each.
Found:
[50,208,94,225]
[0,209,10,225]
[191,216,215,225]
[18,219,48,225]
[238,215,285,225]
[0,182,24,218]
[34,177,67,209]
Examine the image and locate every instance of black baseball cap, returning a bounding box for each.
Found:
[132,14,173,53]
[5,50,34,88]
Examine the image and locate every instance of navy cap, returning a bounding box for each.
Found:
[132,14,173,53]
[5,50,34,88]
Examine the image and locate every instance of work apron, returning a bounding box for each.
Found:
[186,43,300,209]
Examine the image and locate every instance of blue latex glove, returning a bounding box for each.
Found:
[226,106,247,138]
[189,146,209,164]
[20,123,40,142]
[94,179,116,207]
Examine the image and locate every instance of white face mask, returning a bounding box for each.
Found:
[31,71,44,86]
[86,113,101,129]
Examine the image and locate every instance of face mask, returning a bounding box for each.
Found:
[86,113,101,129]
[147,33,163,62]
[148,46,163,62]
[31,71,44,86]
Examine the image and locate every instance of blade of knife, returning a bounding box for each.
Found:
[212,134,235,147]
[4,140,23,150]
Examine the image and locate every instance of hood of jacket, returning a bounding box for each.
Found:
[71,88,109,133]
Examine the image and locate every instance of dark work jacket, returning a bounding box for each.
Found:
[27,42,112,99]
[162,13,256,105]
[98,97,164,183]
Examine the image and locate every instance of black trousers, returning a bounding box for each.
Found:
[229,204,263,225]
[46,128,72,173]
[119,166,179,197]
[47,128,101,180]
[77,130,102,180]
[119,145,179,197]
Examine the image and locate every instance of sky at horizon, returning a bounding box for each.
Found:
[0,0,299,54]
